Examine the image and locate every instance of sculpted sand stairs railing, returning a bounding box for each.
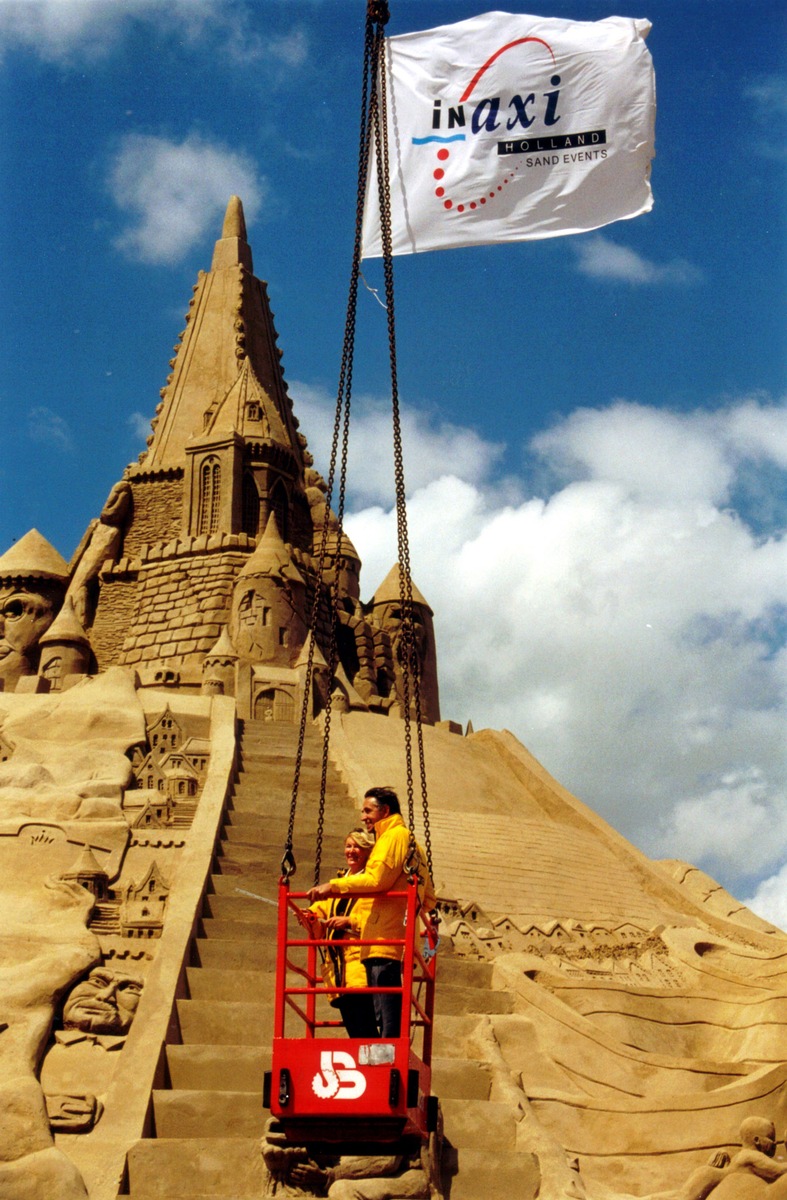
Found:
[118,718,540,1199]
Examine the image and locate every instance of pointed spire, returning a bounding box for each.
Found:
[0,529,69,583]
[212,195,253,271]
[139,197,303,474]
[39,595,90,647]
[295,630,327,670]
[237,513,304,584]
[63,843,107,879]
[371,563,432,613]
[204,625,238,664]
[222,195,247,241]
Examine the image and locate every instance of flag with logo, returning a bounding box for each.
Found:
[361,11,656,258]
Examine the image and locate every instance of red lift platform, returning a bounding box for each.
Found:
[265,876,438,1150]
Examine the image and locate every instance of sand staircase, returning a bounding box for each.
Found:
[119,718,538,1199]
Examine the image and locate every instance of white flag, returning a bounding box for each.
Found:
[361,11,655,257]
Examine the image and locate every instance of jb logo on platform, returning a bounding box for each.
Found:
[311,1050,367,1100]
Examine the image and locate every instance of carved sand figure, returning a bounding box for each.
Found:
[0,669,145,1198]
[261,1120,428,1198]
[62,968,142,1036]
[641,1117,787,1199]
[66,481,131,630]
[0,876,97,1199]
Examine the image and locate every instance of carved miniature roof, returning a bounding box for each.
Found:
[202,356,292,445]
[39,595,90,646]
[370,563,433,613]
[181,736,211,755]
[204,626,238,663]
[237,512,305,584]
[126,860,169,897]
[137,196,304,475]
[0,529,69,583]
[294,630,328,670]
[63,843,107,879]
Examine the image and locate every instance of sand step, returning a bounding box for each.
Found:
[431,1013,489,1059]
[152,1089,264,1138]
[431,1056,491,1101]
[440,1098,518,1152]
[125,1136,265,1197]
[435,957,493,988]
[201,893,280,921]
[176,999,273,1045]
[186,967,269,1002]
[192,938,277,971]
[436,982,515,1016]
[199,916,276,940]
[166,1043,270,1091]
[442,1147,540,1200]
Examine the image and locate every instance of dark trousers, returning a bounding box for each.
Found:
[336,992,378,1039]
[364,957,402,1038]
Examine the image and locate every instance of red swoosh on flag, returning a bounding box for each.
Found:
[459,37,556,104]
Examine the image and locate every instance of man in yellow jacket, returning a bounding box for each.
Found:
[308,786,435,1037]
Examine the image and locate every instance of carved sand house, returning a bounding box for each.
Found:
[2,200,787,1200]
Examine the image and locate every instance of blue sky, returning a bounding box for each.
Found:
[0,1,785,917]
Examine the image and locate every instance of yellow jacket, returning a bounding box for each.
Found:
[329,814,436,962]
[307,890,370,989]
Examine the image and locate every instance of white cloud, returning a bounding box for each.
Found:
[745,76,787,119]
[128,411,151,442]
[108,133,265,265]
[27,406,74,452]
[0,0,308,69]
[291,381,506,509]
[745,861,787,930]
[574,234,701,285]
[743,76,787,161]
[532,402,734,504]
[329,395,787,897]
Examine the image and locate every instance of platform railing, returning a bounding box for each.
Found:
[274,878,437,1062]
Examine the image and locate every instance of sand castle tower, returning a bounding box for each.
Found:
[52,197,442,723]
[0,529,69,691]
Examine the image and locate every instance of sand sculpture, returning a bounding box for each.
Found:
[2,197,787,1199]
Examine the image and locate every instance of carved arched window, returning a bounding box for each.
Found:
[199,457,221,535]
[270,479,289,542]
[242,473,260,538]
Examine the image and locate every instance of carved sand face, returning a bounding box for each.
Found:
[0,585,57,682]
[62,968,142,1035]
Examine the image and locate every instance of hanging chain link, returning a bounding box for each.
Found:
[369,19,433,880]
[283,1,383,883]
[283,0,434,887]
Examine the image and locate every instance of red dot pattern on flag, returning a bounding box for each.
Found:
[433,148,520,216]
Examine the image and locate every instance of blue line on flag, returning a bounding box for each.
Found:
[411,134,467,145]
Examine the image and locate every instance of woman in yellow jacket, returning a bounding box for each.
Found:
[301,827,378,1038]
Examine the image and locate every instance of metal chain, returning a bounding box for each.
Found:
[283,0,435,887]
[369,22,433,879]
[283,0,384,883]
